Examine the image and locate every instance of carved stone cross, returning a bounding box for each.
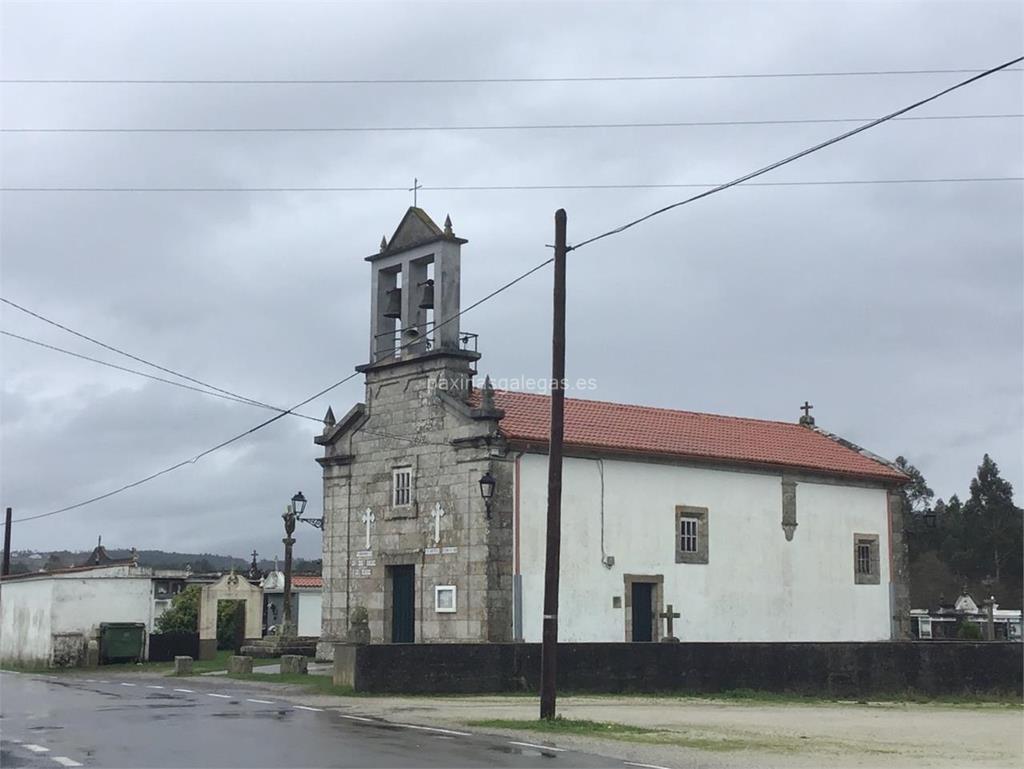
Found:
[431,502,446,545]
[361,508,375,550]
[660,604,681,640]
[801,400,814,418]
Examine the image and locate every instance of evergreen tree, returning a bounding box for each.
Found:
[960,455,1022,582]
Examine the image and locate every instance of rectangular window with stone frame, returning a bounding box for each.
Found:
[853,533,880,584]
[392,466,413,507]
[675,505,709,564]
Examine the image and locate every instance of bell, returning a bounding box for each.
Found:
[383,288,402,319]
[417,279,435,310]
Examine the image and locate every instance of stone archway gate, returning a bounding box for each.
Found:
[198,572,263,660]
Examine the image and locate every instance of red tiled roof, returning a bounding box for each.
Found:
[484,390,905,482]
[291,575,323,588]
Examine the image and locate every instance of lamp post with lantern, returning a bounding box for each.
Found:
[281,491,307,637]
[479,471,496,518]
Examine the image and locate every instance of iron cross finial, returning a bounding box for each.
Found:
[801,400,814,418]
[409,177,422,207]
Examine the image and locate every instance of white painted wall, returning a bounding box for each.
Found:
[1,571,157,666]
[298,593,322,637]
[0,579,54,665]
[517,453,892,642]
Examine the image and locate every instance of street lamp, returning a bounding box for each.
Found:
[479,471,496,518]
[279,493,304,638]
[291,490,324,529]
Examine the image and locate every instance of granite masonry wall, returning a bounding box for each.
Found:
[317,354,514,660]
[335,641,1023,697]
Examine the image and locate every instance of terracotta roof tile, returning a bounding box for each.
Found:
[482,390,905,482]
[291,575,323,588]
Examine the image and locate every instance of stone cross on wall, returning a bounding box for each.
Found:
[431,502,446,545]
[362,508,375,550]
[659,604,681,643]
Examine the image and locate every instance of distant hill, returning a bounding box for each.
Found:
[6,549,321,576]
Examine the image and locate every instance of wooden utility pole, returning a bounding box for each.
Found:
[540,209,568,720]
[2,507,11,577]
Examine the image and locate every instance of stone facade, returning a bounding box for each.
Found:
[315,208,515,659]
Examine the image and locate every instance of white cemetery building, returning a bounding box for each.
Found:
[314,207,909,657]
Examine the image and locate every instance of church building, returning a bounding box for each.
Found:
[314,207,910,659]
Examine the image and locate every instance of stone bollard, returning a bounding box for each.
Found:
[228,655,253,674]
[85,640,100,668]
[173,656,193,675]
[280,654,308,675]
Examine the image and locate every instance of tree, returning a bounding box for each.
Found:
[155,585,200,633]
[895,456,934,516]
[960,455,1022,583]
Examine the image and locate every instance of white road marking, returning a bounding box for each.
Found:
[624,763,673,769]
[83,679,95,683]
[397,723,472,737]
[509,740,565,752]
[207,693,232,699]
[340,714,374,722]
[246,698,274,704]
[119,682,136,687]
[10,738,24,744]
[25,744,50,753]
[145,685,165,689]
[52,757,84,767]
[172,688,194,693]
[293,705,323,712]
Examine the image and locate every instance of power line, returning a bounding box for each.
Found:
[5,256,554,525]
[0,296,316,421]
[2,67,1022,85]
[3,177,1021,193]
[2,113,1018,134]
[571,55,1024,251]
[0,329,321,422]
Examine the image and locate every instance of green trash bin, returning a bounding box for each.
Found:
[99,622,146,664]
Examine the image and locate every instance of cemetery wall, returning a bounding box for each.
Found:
[335,641,1023,697]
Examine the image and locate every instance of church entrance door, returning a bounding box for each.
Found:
[389,565,415,643]
[631,582,654,642]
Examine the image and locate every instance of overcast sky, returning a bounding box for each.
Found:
[1,1,1021,562]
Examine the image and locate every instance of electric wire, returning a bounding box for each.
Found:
[570,55,1024,251]
[2,113,1018,134]
[0,296,306,417]
[3,67,1021,84]
[5,257,554,524]
[5,177,1020,193]
[0,330,321,422]
[6,56,1021,525]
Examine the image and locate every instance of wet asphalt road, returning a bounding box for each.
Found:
[0,672,626,768]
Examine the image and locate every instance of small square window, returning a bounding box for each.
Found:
[675,506,709,564]
[435,585,457,613]
[392,466,413,507]
[853,533,880,584]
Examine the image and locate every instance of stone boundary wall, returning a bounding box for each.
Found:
[336,641,1023,697]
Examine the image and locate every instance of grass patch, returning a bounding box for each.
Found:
[468,717,805,753]
[225,670,355,696]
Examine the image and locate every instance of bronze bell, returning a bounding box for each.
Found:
[383,288,402,319]
[417,279,435,310]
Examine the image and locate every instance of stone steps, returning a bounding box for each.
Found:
[239,636,318,659]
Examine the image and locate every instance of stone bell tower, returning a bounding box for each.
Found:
[317,207,512,657]
[362,207,478,380]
